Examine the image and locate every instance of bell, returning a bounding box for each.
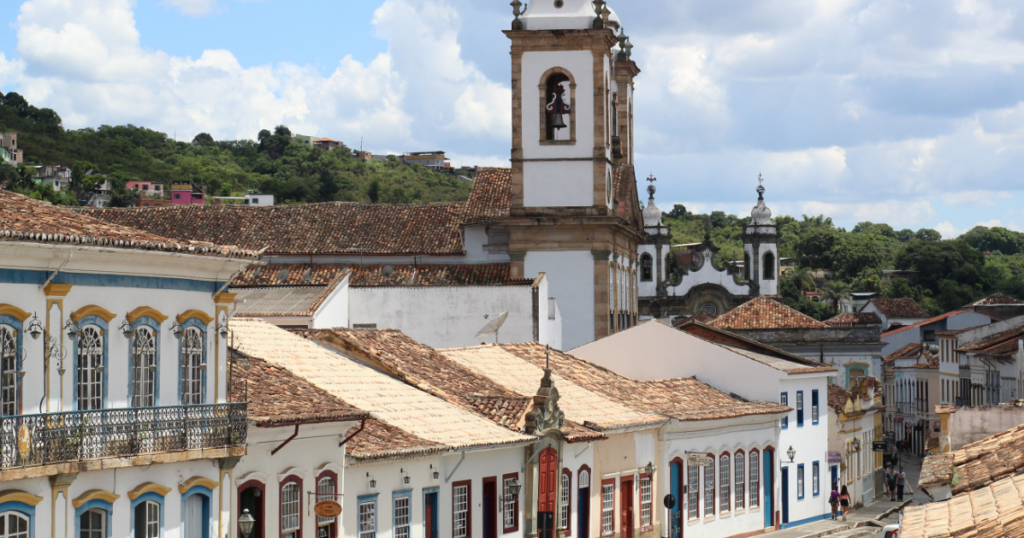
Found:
[549,113,567,131]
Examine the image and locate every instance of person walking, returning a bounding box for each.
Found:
[839,485,852,521]
[887,467,898,502]
[829,483,840,520]
[897,467,907,502]
[883,467,892,498]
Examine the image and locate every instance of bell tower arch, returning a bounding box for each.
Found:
[743,176,779,296]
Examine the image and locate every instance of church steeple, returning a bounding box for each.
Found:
[742,175,779,296]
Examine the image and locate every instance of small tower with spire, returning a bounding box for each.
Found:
[742,174,779,296]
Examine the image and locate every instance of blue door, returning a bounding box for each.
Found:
[781,468,790,526]
[764,449,773,529]
[424,490,439,538]
[830,466,838,492]
[670,461,682,538]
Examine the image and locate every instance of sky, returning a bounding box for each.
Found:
[1,0,1024,238]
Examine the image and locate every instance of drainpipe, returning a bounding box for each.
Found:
[338,418,367,447]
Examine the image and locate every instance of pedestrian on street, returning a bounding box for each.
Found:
[829,483,840,520]
[839,485,852,521]
[883,467,892,498]
[897,466,907,502]
[887,468,898,502]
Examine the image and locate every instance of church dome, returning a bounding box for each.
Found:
[519,0,619,31]
[643,184,665,230]
[749,184,773,225]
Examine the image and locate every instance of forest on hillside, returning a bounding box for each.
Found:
[661,204,1024,319]
[0,91,471,207]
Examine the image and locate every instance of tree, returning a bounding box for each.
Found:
[853,222,896,238]
[105,172,136,208]
[192,133,215,147]
[915,228,942,241]
[831,233,897,279]
[366,178,380,203]
[896,240,986,291]
[821,280,852,311]
[788,266,816,291]
[960,226,1024,255]
[667,204,687,219]
[795,228,841,269]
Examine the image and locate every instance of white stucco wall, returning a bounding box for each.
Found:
[522,50,594,161]
[523,160,594,208]
[778,376,831,527]
[664,254,750,299]
[312,275,351,329]
[525,251,595,351]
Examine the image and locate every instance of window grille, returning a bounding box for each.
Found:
[704,457,715,516]
[131,327,156,407]
[0,326,17,416]
[719,455,730,513]
[318,476,337,526]
[735,454,745,510]
[78,326,104,410]
[180,327,204,405]
[601,483,614,535]
[282,483,300,535]
[394,496,410,538]
[749,452,760,507]
[454,485,469,538]
[560,472,570,529]
[359,500,376,538]
[640,477,652,526]
[687,464,699,520]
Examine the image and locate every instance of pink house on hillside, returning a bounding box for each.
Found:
[126,180,164,196]
[170,181,205,205]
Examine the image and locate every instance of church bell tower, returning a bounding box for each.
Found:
[503,0,644,349]
[742,178,779,296]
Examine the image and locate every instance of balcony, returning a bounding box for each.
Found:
[0,403,246,481]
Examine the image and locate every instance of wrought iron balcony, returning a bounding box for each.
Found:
[0,403,247,470]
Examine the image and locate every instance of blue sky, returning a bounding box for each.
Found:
[2,0,1023,238]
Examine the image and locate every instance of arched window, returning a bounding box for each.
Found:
[686,462,699,520]
[318,472,338,536]
[734,450,745,510]
[0,512,28,538]
[77,325,104,411]
[134,501,160,538]
[131,326,157,407]
[704,454,716,516]
[80,508,106,538]
[545,73,571,141]
[743,253,751,281]
[281,478,302,538]
[700,303,718,316]
[640,253,653,282]
[719,453,731,513]
[180,327,205,405]
[0,325,18,416]
[560,469,571,533]
[749,450,760,508]
[763,252,775,280]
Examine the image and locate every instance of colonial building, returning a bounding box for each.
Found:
[826,382,884,508]
[0,190,255,537]
[638,183,778,320]
[881,343,940,456]
[859,298,930,332]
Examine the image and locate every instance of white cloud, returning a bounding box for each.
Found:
[0,53,24,87]
[935,221,964,239]
[162,0,218,16]
[942,190,1013,206]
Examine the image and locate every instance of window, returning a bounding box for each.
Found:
[544,72,572,141]
[0,512,28,538]
[700,302,719,316]
[359,498,376,538]
[180,327,204,405]
[763,252,775,280]
[640,475,652,528]
[743,252,751,281]
[131,326,157,407]
[560,470,571,531]
[453,481,470,538]
[812,390,819,425]
[796,391,804,427]
[813,462,820,497]
[81,509,106,538]
[687,463,699,520]
[77,325,104,410]
[0,325,18,416]
[924,330,936,342]
[504,473,520,532]
[704,455,715,516]
[281,480,301,538]
[394,494,410,538]
[134,501,160,538]
[719,454,730,513]
[640,254,653,282]
[601,480,615,535]
[797,464,805,500]
[849,367,867,392]
[734,451,745,510]
[780,393,788,429]
[318,473,338,529]
[749,451,760,508]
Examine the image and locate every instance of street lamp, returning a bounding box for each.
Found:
[644,462,654,477]
[238,509,255,538]
[852,438,861,451]
[27,314,43,340]
[500,476,522,506]
[786,446,796,463]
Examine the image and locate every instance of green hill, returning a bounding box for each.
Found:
[0,91,472,206]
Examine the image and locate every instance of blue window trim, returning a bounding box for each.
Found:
[181,485,212,538]
[0,315,25,417]
[797,464,805,500]
[176,318,208,406]
[393,489,412,538]
[812,462,820,497]
[0,268,224,294]
[0,500,35,538]
[75,499,113,538]
[796,391,804,427]
[780,392,788,429]
[73,315,109,411]
[422,487,439,538]
[358,494,380,538]
[129,316,162,407]
[130,491,165,538]
[811,390,819,425]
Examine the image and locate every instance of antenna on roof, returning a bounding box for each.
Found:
[475,311,509,344]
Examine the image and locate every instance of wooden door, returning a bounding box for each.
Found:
[538,447,558,538]
[424,491,439,538]
[620,478,634,538]
[484,478,498,538]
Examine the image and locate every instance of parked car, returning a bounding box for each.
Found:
[883,523,899,538]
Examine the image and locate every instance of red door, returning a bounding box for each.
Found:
[538,447,558,538]
[620,478,634,538]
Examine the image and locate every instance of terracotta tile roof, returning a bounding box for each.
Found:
[959,324,1024,357]
[919,423,1024,495]
[710,296,828,330]
[881,310,995,338]
[966,294,1023,306]
[346,419,447,463]
[228,350,367,426]
[229,318,533,451]
[824,312,882,327]
[462,168,512,226]
[492,342,791,422]
[677,321,837,375]
[882,343,936,365]
[867,298,929,319]
[828,383,853,412]
[0,189,256,258]
[673,311,718,327]
[234,262,530,288]
[83,201,470,256]
[442,344,666,431]
[900,472,1024,538]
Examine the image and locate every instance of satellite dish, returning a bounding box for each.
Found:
[382,265,395,276]
[475,311,509,342]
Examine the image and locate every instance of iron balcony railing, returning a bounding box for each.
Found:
[0,403,247,469]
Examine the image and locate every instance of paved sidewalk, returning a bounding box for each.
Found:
[765,500,909,538]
